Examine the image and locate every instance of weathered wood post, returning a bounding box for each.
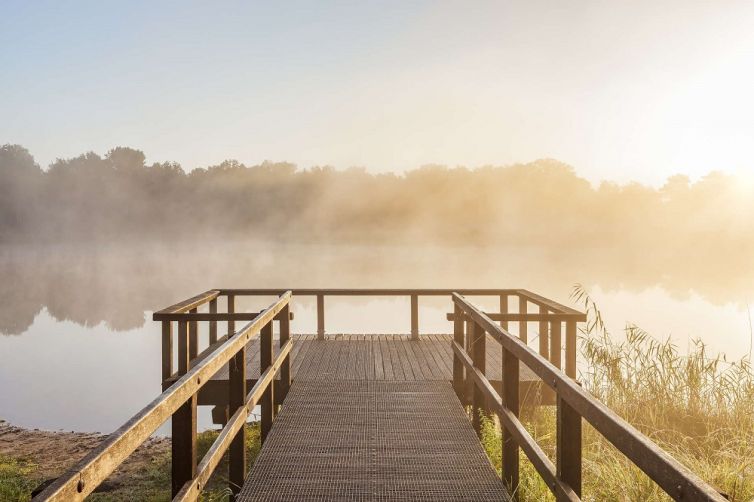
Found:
[209,297,218,344]
[279,304,291,402]
[499,294,509,331]
[550,320,562,370]
[518,296,528,343]
[565,319,577,379]
[228,294,246,496]
[172,320,197,497]
[316,294,325,340]
[452,304,464,399]
[410,294,419,340]
[464,318,475,406]
[557,395,582,499]
[188,307,198,360]
[161,320,172,383]
[471,322,486,437]
[502,345,520,498]
[260,321,274,443]
[538,305,549,359]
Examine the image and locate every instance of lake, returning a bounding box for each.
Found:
[0,241,751,433]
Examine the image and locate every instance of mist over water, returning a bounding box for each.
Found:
[1,144,753,432]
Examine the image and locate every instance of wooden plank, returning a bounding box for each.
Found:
[550,321,562,369]
[279,305,291,399]
[471,322,486,436]
[154,290,221,316]
[446,312,586,322]
[499,294,509,330]
[189,308,198,360]
[374,336,385,380]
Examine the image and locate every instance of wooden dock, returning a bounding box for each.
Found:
[33,289,727,502]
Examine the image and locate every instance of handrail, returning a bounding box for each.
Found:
[452,292,726,502]
[173,339,292,501]
[33,292,292,502]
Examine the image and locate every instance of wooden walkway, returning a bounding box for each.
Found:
[34,290,726,502]
[239,380,509,501]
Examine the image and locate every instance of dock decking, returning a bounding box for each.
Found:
[239,380,509,501]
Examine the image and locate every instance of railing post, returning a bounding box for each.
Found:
[189,307,198,360]
[161,321,172,383]
[502,346,520,498]
[538,305,549,359]
[550,320,562,370]
[471,322,486,437]
[565,319,577,379]
[209,297,218,344]
[464,318,474,406]
[316,294,325,340]
[172,320,196,497]
[557,395,582,499]
[518,296,528,343]
[228,295,246,497]
[410,294,419,340]
[261,321,274,443]
[279,303,291,402]
[499,294,509,331]
[452,304,464,399]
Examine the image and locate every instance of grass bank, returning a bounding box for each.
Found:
[0,423,261,502]
[480,286,754,501]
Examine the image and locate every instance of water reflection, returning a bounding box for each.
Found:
[1,241,751,432]
[1,241,751,336]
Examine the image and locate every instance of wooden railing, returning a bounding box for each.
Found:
[451,293,726,502]
[33,291,293,502]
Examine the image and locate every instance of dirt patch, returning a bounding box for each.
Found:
[0,420,171,499]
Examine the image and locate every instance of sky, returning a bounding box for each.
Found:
[1,0,754,185]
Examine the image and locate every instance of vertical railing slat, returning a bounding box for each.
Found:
[557,396,582,499]
[499,294,509,330]
[538,305,549,359]
[550,320,562,370]
[471,322,486,437]
[565,319,577,379]
[172,320,196,497]
[279,304,291,402]
[161,321,172,383]
[260,321,274,443]
[518,296,528,344]
[410,294,419,340]
[502,346,520,498]
[188,307,198,360]
[209,298,218,344]
[228,293,246,496]
[452,304,465,400]
[316,294,325,340]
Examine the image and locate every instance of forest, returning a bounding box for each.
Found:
[2,144,752,255]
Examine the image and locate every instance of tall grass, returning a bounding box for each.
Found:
[481,285,754,501]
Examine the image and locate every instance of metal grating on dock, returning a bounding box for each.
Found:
[238,380,509,501]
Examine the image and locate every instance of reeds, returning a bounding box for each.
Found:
[482,285,754,501]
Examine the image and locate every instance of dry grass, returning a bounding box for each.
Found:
[481,285,754,501]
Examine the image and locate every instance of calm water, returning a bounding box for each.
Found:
[0,241,751,433]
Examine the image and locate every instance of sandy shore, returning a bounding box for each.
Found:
[0,420,170,497]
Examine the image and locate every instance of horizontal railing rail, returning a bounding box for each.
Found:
[451,292,726,502]
[33,292,292,502]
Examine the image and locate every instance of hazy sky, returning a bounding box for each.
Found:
[2,1,754,185]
